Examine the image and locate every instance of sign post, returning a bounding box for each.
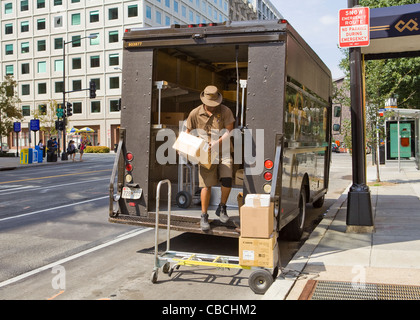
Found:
[341,2,374,232]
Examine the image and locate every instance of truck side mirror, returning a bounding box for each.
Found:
[333,124,340,131]
[334,106,341,117]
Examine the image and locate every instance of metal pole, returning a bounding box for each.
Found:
[346,0,374,231]
[398,111,401,171]
[61,40,68,160]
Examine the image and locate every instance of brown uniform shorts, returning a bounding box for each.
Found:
[198,156,232,187]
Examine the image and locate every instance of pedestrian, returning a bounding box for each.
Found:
[185,85,235,231]
[79,138,87,162]
[67,140,76,162]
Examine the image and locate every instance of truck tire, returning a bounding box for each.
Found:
[282,187,306,241]
[313,194,325,208]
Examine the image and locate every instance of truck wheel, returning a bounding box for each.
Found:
[313,194,325,208]
[281,187,306,241]
[176,191,192,208]
[249,269,274,294]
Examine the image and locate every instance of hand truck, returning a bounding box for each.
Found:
[151,180,281,294]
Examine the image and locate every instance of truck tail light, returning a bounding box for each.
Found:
[264,159,274,170]
[126,152,134,162]
[126,163,133,172]
[264,172,272,181]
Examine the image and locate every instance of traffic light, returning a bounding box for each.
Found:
[66,102,73,117]
[55,120,64,131]
[89,80,96,99]
[56,107,64,118]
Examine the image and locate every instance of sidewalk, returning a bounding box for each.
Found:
[0,154,68,171]
[264,159,420,300]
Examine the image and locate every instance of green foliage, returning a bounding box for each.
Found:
[0,76,23,137]
[84,146,110,153]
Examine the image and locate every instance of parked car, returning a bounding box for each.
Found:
[0,142,9,153]
[332,143,340,153]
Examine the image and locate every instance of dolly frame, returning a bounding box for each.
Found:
[151,179,281,294]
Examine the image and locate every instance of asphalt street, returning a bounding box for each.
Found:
[0,152,352,300]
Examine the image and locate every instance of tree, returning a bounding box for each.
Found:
[0,76,23,145]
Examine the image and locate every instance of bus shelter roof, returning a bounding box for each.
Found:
[362,3,420,60]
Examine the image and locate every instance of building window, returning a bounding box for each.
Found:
[54,59,63,72]
[182,5,186,18]
[37,61,46,73]
[90,10,99,23]
[21,0,29,11]
[91,101,101,113]
[72,13,81,25]
[73,102,82,114]
[110,100,120,112]
[165,16,170,26]
[21,21,29,32]
[21,42,29,53]
[73,80,82,91]
[37,40,46,51]
[38,104,47,115]
[90,33,100,45]
[38,83,47,94]
[146,5,151,19]
[21,63,30,74]
[174,1,178,13]
[54,38,63,50]
[37,0,45,9]
[54,0,62,5]
[165,0,170,8]
[72,36,81,47]
[109,8,118,20]
[5,44,13,55]
[71,0,80,2]
[109,53,119,66]
[55,81,63,93]
[128,5,138,17]
[21,84,30,95]
[54,16,63,28]
[109,30,118,43]
[22,105,30,116]
[109,76,119,89]
[5,3,13,14]
[90,56,100,68]
[5,23,13,35]
[5,65,14,75]
[72,57,81,69]
[37,18,46,30]
[156,11,162,24]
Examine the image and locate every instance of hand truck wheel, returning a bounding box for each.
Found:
[176,191,192,208]
[248,269,274,294]
[151,270,158,283]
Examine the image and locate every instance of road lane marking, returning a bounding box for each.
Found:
[0,195,109,222]
[0,228,152,289]
[0,169,111,185]
[0,178,110,196]
[47,290,65,300]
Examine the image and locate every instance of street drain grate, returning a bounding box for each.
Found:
[299,280,420,300]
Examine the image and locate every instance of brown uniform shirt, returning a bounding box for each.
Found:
[186,104,235,187]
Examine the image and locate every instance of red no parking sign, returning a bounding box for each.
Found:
[339,7,370,48]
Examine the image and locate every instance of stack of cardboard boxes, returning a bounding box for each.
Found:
[239,194,278,268]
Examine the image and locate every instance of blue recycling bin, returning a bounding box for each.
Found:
[35,146,43,163]
[28,148,33,164]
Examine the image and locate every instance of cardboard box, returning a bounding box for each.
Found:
[154,112,186,126]
[239,235,278,268]
[240,202,274,238]
[172,132,216,169]
[244,194,270,207]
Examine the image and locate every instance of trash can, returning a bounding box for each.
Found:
[379,145,385,165]
[47,148,57,162]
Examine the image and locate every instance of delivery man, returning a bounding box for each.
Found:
[185,85,235,231]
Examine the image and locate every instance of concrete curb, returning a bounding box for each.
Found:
[263,184,351,300]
